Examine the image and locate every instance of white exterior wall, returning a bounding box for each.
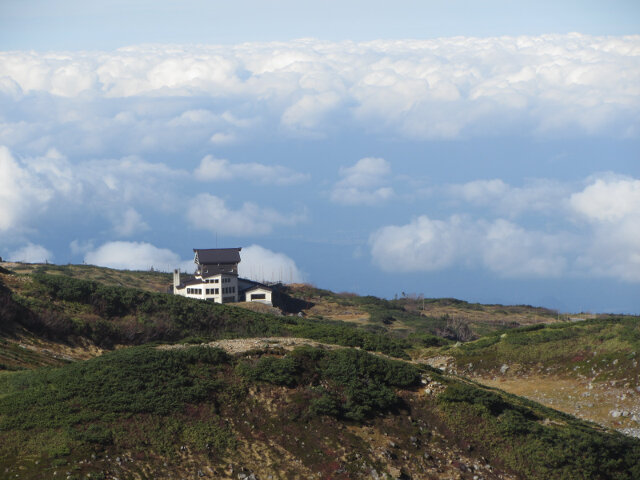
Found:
[175,273,238,303]
[246,287,272,305]
[219,274,239,303]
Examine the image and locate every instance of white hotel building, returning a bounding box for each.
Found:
[173,248,273,305]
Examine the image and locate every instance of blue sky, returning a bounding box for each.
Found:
[1,1,639,312]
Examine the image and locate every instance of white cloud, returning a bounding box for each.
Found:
[187,193,305,236]
[76,156,189,211]
[331,157,394,205]
[570,176,640,223]
[369,215,570,278]
[0,146,57,231]
[369,215,469,272]
[194,155,309,185]
[281,91,342,131]
[0,34,638,146]
[371,173,640,282]
[8,243,54,263]
[210,132,236,144]
[238,244,303,283]
[0,145,190,236]
[112,208,149,237]
[570,176,640,281]
[446,178,570,217]
[481,219,569,278]
[84,241,189,272]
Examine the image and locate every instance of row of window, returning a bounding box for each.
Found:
[187,285,235,296]
[202,277,233,284]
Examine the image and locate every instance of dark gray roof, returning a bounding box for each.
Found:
[237,277,272,294]
[193,248,241,265]
[177,278,204,288]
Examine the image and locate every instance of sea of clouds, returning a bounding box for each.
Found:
[1,34,639,284]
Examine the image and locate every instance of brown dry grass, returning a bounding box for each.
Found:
[2,262,172,293]
[479,374,639,434]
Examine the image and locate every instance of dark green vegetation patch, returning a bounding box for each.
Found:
[6,273,410,358]
[0,346,236,475]
[238,347,421,420]
[438,382,640,479]
[0,342,639,478]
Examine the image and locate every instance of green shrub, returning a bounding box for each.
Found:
[0,346,231,430]
[73,424,113,445]
[182,419,236,454]
[237,347,420,421]
[309,390,341,417]
[238,355,300,387]
[439,383,509,416]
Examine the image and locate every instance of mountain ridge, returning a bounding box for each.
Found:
[1,262,639,479]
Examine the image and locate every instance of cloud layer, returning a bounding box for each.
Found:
[84,241,189,272]
[370,174,640,282]
[369,215,570,278]
[331,157,394,205]
[187,193,305,236]
[195,155,309,185]
[8,243,54,263]
[82,241,303,283]
[1,35,638,310]
[1,34,638,154]
[238,244,303,283]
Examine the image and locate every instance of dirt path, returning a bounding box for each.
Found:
[157,337,343,355]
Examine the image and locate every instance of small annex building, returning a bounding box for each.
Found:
[173,248,273,305]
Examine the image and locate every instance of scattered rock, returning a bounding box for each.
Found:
[500,364,509,374]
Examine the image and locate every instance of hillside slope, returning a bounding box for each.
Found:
[419,320,640,436]
[2,343,639,480]
[1,262,639,478]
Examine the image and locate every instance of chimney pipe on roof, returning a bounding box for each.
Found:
[173,269,180,290]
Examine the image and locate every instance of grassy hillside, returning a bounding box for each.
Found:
[3,263,173,293]
[430,318,640,383]
[2,262,639,478]
[417,317,640,436]
[285,283,560,341]
[1,344,638,479]
[0,269,413,366]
